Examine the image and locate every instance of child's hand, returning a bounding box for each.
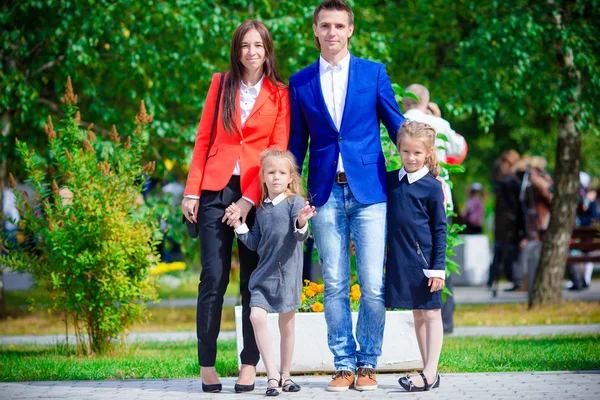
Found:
[428,277,444,292]
[297,201,317,228]
[224,204,242,228]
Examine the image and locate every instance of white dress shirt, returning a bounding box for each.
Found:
[185,76,264,203]
[319,52,351,173]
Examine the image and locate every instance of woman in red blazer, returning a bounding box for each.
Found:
[181,20,289,393]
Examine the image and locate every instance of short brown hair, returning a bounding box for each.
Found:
[313,0,355,50]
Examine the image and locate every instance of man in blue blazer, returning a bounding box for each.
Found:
[289,0,405,392]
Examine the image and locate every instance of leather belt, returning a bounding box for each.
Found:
[336,172,348,184]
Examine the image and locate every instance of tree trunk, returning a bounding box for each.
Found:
[529,115,580,307]
[530,0,582,308]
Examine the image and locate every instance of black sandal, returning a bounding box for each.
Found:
[266,378,281,396]
[280,374,301,392]
[398,372,440,391]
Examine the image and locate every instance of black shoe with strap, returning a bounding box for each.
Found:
[280,373,301,392]
[398,372,440,391]
[266,378,281,396]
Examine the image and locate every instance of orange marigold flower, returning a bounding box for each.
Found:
[317,284,325,293]
[351,284,360,293]
[351,292,361,301]
[305,289,316,297]
[309,282,318,292]
[300,294,306,302]
[304,279,310,285]
[312,302,324,312]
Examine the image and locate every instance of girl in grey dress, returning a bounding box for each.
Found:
[225,149,316,396]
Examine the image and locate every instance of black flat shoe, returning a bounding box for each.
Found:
[398,372,440,391]
[281,377,301,392]
[201,382,222,393]
[266,378,281,396]
[234,382,255,393]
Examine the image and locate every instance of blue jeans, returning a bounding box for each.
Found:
[311,183,387,372]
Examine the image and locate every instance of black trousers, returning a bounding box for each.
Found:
[488,242,519,286]
[197,176,260,367]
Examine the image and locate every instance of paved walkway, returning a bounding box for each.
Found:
[2,371,599,399]
[2,324,598,346]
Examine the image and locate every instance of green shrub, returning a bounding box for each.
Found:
[1,78,160,354]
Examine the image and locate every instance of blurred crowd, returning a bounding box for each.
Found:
[457,150,598,295]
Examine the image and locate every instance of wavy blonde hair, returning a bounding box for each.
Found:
[259,148,306,204]
[396,121,441,178]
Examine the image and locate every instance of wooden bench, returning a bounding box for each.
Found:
[567,225,600,264]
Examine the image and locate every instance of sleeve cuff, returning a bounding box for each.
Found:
[242,196,255,206]
[423,269,445,279]
[185,195,200,199]
[294,219,308,234]
[234,223,249,235]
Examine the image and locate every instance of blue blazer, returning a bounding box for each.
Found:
[289,55,405,207]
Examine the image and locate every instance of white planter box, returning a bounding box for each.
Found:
[234,306,422,373]
[450,234,491,286]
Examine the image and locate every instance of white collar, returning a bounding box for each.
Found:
[319,52,351,72]
[240,74,265,93]
[264,192,287,206]
[399,166,429,184]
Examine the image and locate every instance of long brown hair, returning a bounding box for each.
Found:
[222,20,284,134]
[258,149,306,205]
[396,121,441,178]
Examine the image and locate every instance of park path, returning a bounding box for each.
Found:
[2,371,599,399]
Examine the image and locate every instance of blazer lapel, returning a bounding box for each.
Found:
[246,77,275,124]
[339,54,358,134]
[233,89,243,137]
[309,60,338,133]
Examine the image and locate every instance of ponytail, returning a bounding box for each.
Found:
[426,151,441,178]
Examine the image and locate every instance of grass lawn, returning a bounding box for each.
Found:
[0,307,235,336]
[1,334,598,382]
[453,301,600,326]
[2,301,598,336]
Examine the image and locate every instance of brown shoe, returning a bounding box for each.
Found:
[327,370,355,392]
[355,367,377,391]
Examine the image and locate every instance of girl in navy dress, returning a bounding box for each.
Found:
[385,121,447,391]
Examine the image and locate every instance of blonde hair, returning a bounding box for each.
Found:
[396,121,441,178]
[259,148,306,204]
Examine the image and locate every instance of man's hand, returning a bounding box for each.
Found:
[297,201,317,228]
[428,277,444,292]
[182,198,200,223]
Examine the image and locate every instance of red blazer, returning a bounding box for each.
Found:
[184,73,290,204]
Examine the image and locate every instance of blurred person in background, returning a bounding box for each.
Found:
[569,172,598,290]
[461,182,484,234]
[488,150,522,295]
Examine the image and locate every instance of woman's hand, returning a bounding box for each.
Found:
[428,277,445,292]
[182,198,200,223]
[222,198,253,225]
[224,204,242,228]
[297,201,317,228]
